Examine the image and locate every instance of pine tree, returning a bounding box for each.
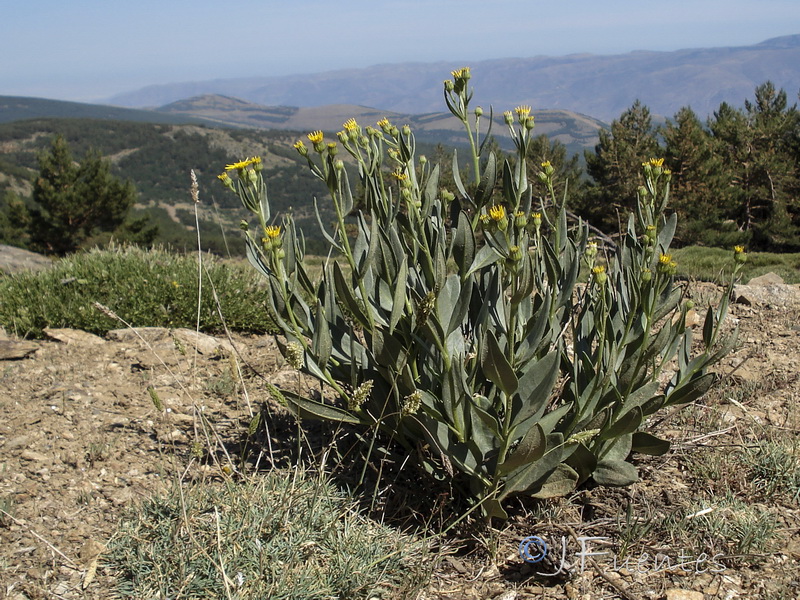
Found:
[30,135,138,255]
[582,100,661,231]
[662,107,740,246]
[710,83,800,250]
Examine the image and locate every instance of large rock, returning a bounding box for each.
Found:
[0,245,52,275]
[734,272,800,307]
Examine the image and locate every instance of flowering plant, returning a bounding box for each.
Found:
[219,70,737,518]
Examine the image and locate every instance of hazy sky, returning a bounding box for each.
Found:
[2,0,799,103]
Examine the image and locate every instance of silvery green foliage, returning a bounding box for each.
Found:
[220,74,736,519]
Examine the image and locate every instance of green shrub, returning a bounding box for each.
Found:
[107,469,432,599]
[220,70,740,519]
[0,244,276,337]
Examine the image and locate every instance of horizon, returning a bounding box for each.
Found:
[2,0,800,104]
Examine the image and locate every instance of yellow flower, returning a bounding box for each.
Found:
[217,172,233,187]
[451,67,470,80]
[592,265,607,285]
[734,245,745,254]
[648,158,665,168]
[249,156,262,165]
[658,253,672,265]
[734,245,748,264]
[541,161,551,169]
[307,131,324,144]
[391,170,408,181]
[265,225,281,239]
[343,118,359,132]
[488,205,506,222]
[225,159,251,171]
[515,105,532,120]
[293,140,308,156]
[377,117,391,131]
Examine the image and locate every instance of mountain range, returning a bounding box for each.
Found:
[108,35,800,122]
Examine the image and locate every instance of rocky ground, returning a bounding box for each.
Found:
[1,276,799,600]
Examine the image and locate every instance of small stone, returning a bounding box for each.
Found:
[0,340,39,360]
[20,449,50,462]
[665,589,704,600]
[44,328,106,345]
[3,435,30,451]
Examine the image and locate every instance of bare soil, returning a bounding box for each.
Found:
[1,283,799,600]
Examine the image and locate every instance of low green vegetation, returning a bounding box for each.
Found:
[673,246,800,284]
[0,244,276,338]
[107,469,433,599]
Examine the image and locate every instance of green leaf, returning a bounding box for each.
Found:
[389,257,407,334]
[702,305,715,348]
[665,371,716,406]
[481,330,518,396]
[530,463,579,498]
[452,210,475,278]
[599,406,643,441]
[333,262,370,329]
[312,300,332,368]
[451,150,469,201]
[280,388,363,424]
[467,245,503,277]
[475,151,497,206]
[593,459,639,486]
[510,349,560,430]
[482,498,508,520]
[498,423,545,475]
[631,432,671,456]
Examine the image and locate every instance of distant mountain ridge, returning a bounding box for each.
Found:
[108,35,800,121]
[154,94,605,153]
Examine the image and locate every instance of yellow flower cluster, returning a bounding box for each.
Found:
[264,225,281,239]
[225,156,261,171]
[307,131,324,144]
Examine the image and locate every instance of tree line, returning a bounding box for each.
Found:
[528,81,800,251]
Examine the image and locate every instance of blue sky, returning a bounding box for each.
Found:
[2,0,799,102]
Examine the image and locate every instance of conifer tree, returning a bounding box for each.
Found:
[662,107,739,246]
[30,135,138,255]
[582,100,661,231]
[710,83,800,249]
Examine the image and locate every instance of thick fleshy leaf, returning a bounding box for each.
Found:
[498,423,545,475]
[530,463,579,498]
[593,459,639,486]
[481,330,518,396]
[631,432,671,456]
[280,388,363,424]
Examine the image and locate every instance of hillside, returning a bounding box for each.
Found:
[108,35,800,121]
[155,95,604,155]
[0,96,215,126]
[0,119,333,255]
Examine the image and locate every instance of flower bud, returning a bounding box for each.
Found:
[239,220,249,231]
[531,212,542,230]
[402,124,411,136]
[641,268,652,283]
[509,245,523,262]
[334,159,345,171]
[733,245,747,264]
[293,140,308,157]
[514,211,528,228]
[444,79,455,92]
[327,142,338,156]
[503,111,514,126]
[441,189,455,202]
[474,106,483,118]
[592,265,607,286]
[419,155,427,165]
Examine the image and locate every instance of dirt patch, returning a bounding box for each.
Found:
[1,283,799,599]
